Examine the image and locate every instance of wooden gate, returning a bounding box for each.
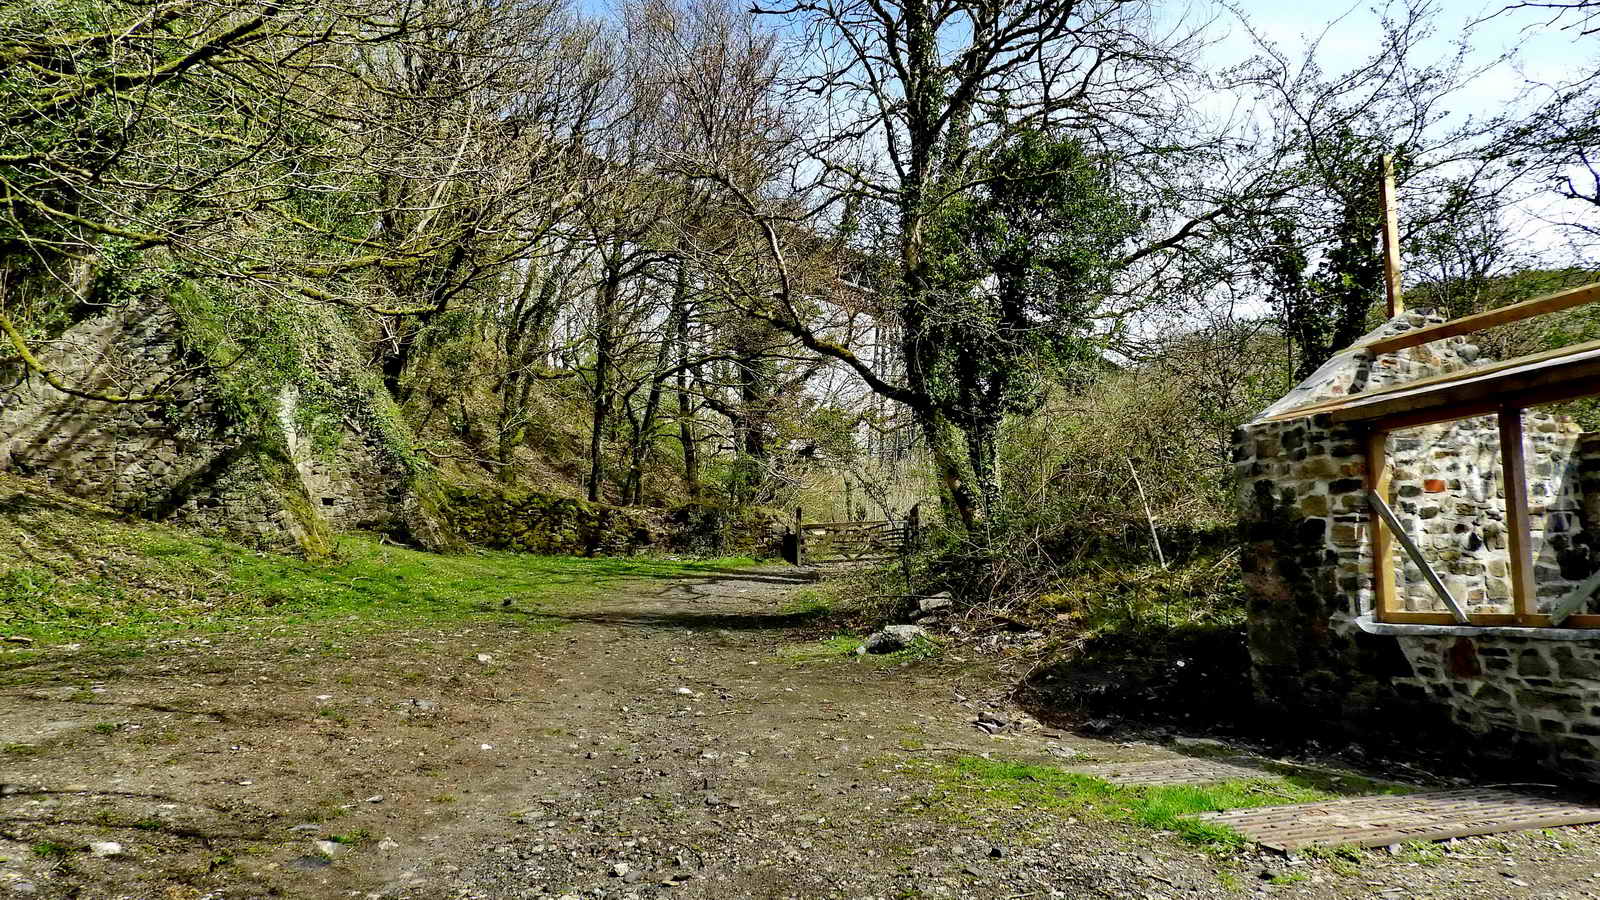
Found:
[782,506,920,565]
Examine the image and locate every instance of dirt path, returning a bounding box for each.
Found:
[4,567,1600,899]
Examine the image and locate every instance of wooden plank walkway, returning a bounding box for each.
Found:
[1199,788,1600,851]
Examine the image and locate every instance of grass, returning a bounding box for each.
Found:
[1395,839,1446,865]
[780,633,867,660]
[31,840,72,860]
[778,632,943,665]
[1300,843,1366,875]
[778,587,833,616]
[0,477,754,644]
[903,756,1343,851]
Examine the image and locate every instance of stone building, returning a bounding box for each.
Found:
[1235,310,1600,781]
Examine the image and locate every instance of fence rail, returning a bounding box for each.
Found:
[782,505,921,565]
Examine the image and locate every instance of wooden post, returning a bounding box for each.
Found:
[1365,428,1397,621]
[1367,490,1469,623]
[1380,153,1404,319]
[794,506,806,566]
[1498,407,1538,624]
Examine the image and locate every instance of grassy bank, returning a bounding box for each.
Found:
[0,476,753,645]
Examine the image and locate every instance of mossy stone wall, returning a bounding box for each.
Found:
[444,486,661,556]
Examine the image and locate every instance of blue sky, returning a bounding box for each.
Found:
[1198,0,1597,262]
[1207,0,1593,105]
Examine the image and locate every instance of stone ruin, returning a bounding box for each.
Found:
[1236,310,1600,781]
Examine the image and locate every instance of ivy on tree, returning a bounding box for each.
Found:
[917,129,1136,515]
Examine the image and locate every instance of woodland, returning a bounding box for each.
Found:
[2,0,1599,603]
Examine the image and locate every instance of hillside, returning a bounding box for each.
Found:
[0,473,752,646]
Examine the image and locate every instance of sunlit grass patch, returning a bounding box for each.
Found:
[905,755,1341,850]
[778,633,865,661]
[778,587,833,616]
[778,632,943,666]
[0,479,755,645]
[31,840,72,860]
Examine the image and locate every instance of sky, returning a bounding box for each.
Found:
[1197,0,1599,263]
[1202,0,1592,96]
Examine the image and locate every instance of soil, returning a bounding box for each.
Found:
[5,566,1600,899]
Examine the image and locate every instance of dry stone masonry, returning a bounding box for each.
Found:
[1236,311,1600,781]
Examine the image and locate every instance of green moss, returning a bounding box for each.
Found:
[253,437,334,560]
[170,279,453,555]
[443,483,661,556]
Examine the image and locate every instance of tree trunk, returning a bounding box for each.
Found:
[920,412,979,532]
[380,316,417,400]
[964,421,1001,521]
[674,264,700,496]
[495,263,542,476]
[382,241,470,404]
[898,179,982,531]
[588,270,619,503]
[733,345,770,507]
[625,290,683,506]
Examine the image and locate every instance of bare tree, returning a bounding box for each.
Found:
[1224,1,1534,378]
[679,0,1234,530]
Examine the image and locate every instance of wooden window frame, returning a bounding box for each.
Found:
[1296,158,1600,629]
[1365,409,1600,629]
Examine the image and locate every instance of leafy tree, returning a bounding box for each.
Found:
[916,130,1137,513]
[695,0,1223,531]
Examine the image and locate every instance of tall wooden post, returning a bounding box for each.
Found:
[1379,153,1404,319]
[1498,408,1538,624]
[1365,429,1397,621]
[794,506,806,566]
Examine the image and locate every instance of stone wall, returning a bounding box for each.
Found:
[277,386,407,535]
[444,484,662,556]
[3,299,766,560]
[1235,310,1600,780]
[1383,412,1590,613]
[1369,624,1600,780]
